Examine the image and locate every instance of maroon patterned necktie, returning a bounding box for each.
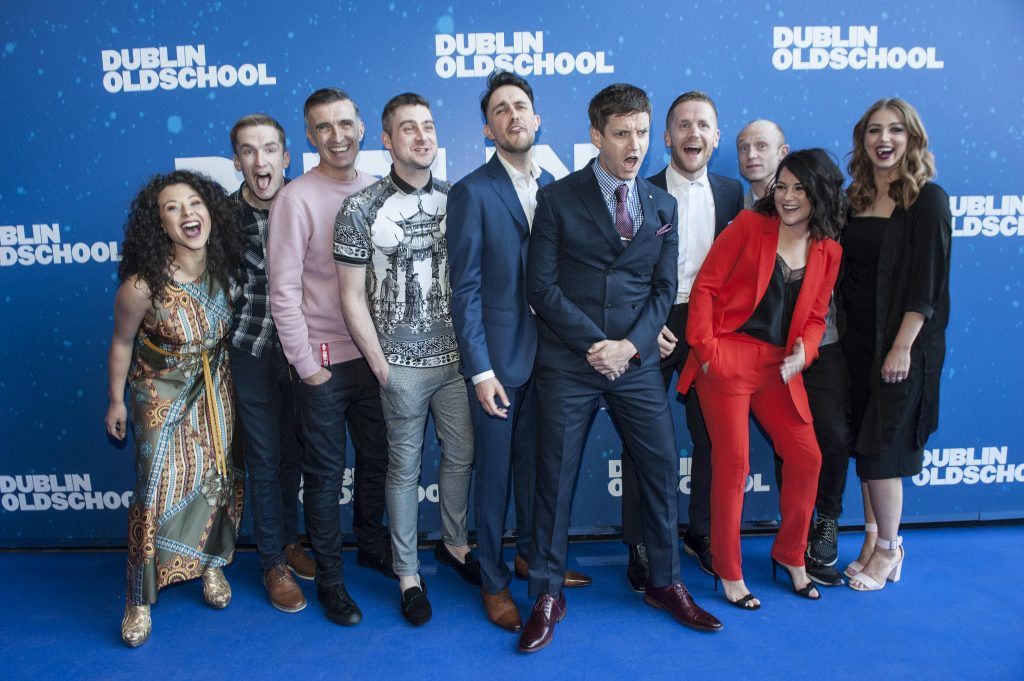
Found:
[614,183,633,242]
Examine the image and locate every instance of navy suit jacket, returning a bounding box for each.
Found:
[526,162,679,372]
[647,167,744,237]
[447,153,555,388]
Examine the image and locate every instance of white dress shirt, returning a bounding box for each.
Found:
[666,165,716,304]
[495,151,541,230]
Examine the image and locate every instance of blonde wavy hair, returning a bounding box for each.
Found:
[847,98,935,214]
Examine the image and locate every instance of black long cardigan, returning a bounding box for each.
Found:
[842,181,952,459]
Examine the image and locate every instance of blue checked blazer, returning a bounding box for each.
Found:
[526,161,679,370]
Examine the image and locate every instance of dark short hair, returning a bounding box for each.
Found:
[303,88,359,120]
[665,91,718,129]
[480,70,535,119]
[753,148,848,241]
[588,83,651,132]
[381,92,431,135]
[229,113,286,153]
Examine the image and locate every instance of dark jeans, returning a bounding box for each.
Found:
[229,344,304,572]
[622,302,713,543]
[772,342,852,519]
[296,357,389,588]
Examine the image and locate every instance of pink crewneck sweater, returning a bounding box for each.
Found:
[267,166,376,379]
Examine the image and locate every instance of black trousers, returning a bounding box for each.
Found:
[771,342,852,519]
[621,302,713,542]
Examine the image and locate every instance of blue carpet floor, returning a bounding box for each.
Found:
[1,525,1021,680]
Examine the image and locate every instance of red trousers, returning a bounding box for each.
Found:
[694,333,822,581]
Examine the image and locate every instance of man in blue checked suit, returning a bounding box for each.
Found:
[518,83,722,654]
[448,71,591,635]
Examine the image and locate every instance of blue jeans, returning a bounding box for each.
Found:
[296,357,390,588]
[379,362,474,577]
[229,344,303,572]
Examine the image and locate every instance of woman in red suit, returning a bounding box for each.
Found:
[677,149,846,609]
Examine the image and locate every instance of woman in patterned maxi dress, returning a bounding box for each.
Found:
[105,170,244,647]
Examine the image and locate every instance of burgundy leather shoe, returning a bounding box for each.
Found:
[517,593,567,653]
[514,553,592,588]
[644,583,723,632]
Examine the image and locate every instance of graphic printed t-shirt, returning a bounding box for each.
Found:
[334,169,460,368]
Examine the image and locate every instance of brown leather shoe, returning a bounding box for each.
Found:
[514,553,592,588]
[284,543,316,581]
[481,586,522,632]
[517,593,566,653]
[263,564,307,613]
[644,583,722,632]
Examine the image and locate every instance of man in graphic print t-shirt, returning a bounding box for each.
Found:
[335,92,478,627]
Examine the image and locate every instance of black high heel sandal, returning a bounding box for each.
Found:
[714,574,761,610]
[771,558,820,600]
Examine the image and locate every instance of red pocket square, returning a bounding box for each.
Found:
[655,223,674,236]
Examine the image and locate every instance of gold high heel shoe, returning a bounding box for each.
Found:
[203,567,232,608]
[121,603,151,647]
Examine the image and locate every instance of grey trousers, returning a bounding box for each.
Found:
[379,362,474,577]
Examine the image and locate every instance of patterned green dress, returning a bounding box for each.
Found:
[124,273,243,605]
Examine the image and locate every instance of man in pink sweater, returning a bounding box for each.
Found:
[267,88,390,627]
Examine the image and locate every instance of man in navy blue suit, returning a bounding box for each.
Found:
[621,91,745,589]
[518,83,722,653]
[448,71,591,635]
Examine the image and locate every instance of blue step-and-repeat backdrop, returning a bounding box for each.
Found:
[2,1,1022,547]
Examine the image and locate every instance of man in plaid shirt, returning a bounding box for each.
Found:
[228,113,313,614]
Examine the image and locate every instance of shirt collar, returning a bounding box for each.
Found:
[495,151,540,183]
[593,159,635,199]
[666,163,708,190]
[389,165,433,195]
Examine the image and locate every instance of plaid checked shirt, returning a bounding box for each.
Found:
[229,183,283,357]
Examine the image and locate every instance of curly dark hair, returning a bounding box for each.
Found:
[118,170,243,299]
[753,148,848,241]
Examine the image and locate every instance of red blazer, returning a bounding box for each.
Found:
[676,210,842,422]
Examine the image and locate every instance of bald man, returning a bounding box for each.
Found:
[735,119,789,208]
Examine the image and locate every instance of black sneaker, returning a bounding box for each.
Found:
[807,515,839,567]
[682,532,716,577]
[626,543,650,593]
[401,577,432,626]
[316,583,362,626]
[357,546,398,580]
[806,558,845,587]
[433,542,483,586]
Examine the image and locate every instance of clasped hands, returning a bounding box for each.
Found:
[587,338,639,381]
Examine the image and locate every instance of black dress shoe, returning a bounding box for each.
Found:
[401,577,432,626]
[518,593,566,653]
[626,543,650,593]
[433,542,483,586]
[682,532,716,577]
[357,546,397,580]
[316,583,362,626]
[644,583,722,632]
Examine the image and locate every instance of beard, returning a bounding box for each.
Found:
[496,133,535,156]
